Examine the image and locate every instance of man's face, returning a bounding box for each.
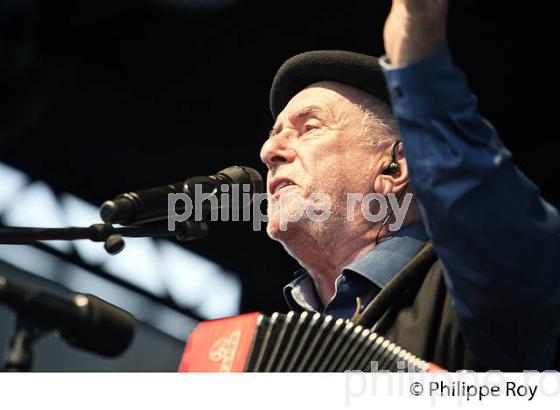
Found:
[260,81,386,245]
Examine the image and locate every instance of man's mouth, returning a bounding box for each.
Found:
[275,181,295,192]
[269,178,297,196]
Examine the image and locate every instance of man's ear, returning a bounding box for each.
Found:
[373,143,409,195]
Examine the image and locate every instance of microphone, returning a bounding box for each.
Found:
[99,165,264,226]
[0,275,135,357]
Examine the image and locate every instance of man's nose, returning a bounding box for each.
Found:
[259,132,296,170]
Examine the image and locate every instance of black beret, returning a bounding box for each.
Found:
[269,50,391,120]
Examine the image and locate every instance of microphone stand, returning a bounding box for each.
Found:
[0,221,209,255]
[0,221,207,370]
[0,276,46,372]
[1,316,46,372]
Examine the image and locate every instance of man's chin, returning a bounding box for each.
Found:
[266,221,284,241]
[266,219,298,242]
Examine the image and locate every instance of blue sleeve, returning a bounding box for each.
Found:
[381,43,560,370]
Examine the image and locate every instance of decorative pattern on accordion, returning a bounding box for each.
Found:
[178,311,438,372]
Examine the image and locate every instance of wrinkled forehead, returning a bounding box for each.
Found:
[274,81,365,127]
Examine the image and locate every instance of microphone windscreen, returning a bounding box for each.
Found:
[68,295,135,357]
[219,166,264,195]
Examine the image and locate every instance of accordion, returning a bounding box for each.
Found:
[178,311,443,372]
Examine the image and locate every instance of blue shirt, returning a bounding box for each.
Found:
[284,43,560,370]
[284,222,428,318]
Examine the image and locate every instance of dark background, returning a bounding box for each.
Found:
[0,0,557,339]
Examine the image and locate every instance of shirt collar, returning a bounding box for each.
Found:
[283,222,429,312]
[342,222,429,289]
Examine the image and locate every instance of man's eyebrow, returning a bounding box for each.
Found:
[293,104,327,120]
[268,105,327,138]
[268,125,281,139]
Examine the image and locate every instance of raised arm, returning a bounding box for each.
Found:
[382,0,560,369]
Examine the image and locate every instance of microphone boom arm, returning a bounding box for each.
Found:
[0,221,208,255]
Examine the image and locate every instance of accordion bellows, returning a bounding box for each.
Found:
[179,311,442,372]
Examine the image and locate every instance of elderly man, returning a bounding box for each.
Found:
[259,0,560,371]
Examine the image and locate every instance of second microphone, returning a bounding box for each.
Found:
[99,166,264,226]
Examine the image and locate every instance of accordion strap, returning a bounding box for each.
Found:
[356,240,437,329]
